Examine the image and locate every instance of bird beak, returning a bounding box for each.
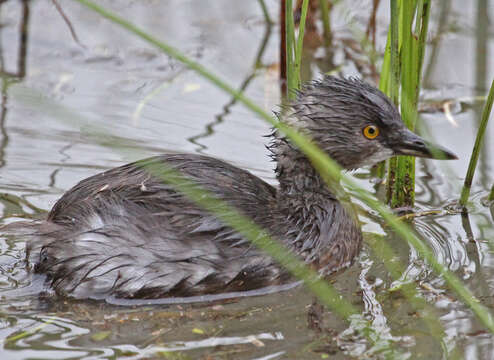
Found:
[392,128,458,160]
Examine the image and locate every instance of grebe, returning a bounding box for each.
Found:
[24,76,456,300]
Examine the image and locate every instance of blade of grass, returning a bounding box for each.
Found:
[73,0,494,334]
[460,78,494,207]
[142,161,357,317]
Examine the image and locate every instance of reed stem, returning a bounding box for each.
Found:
[460,78,494,207]
[294,0,309,89]
[319,0,331,47]
[373,27,392,179]
[285,0,296,98]
[387,0,430,207]
[386,0,400,202]
[489,183,494,202]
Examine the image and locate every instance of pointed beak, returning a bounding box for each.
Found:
[391,128,458,160]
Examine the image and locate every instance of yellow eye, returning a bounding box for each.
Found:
[363,125,379,139]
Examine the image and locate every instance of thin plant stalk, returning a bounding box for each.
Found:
[386,0,400,201]
[257,0,272,25]
[378,30,391,95]
[416,0,430,77]
[285,0,296,98]
[388,0,400,107]
[373,29,391,179]
[280,0,286,86]
[74,0,494,335]
[461,78,494,206]
[391,0,416,207]
[387,0,431,207]
[319,0,331,47]
[394,0,430,206]
[294,0,309,89]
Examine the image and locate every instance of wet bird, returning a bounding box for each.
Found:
[23,76,456,300]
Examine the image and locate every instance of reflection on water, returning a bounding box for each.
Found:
[188,17,273,155]
[0,0,494,358]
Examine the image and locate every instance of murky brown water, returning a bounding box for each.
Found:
[0,0,494,359]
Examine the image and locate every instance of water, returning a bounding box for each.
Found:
[0,0,493,358]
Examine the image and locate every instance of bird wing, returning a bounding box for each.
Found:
[28,154,286,299]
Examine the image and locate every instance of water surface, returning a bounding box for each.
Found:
[1,0,494,359]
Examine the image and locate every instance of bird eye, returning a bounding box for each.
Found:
[363,125,379,139]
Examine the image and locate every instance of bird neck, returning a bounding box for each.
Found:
[270,135,332,196]
[268,135,362,276]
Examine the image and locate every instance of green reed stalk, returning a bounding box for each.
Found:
[461,78,494,207]
[294,0,309,90]
[387,0,431,207]
[373,30,391,178]
[392,0,415,207]
[74,0,494,335]
[416,1,430,77]
[286,0,308,96]
[378,30,391,96]
[319,0,331,47]
[489,184,494,202]
[388,0,400,107]
[385,0,400,200]
[285,0,296,98]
